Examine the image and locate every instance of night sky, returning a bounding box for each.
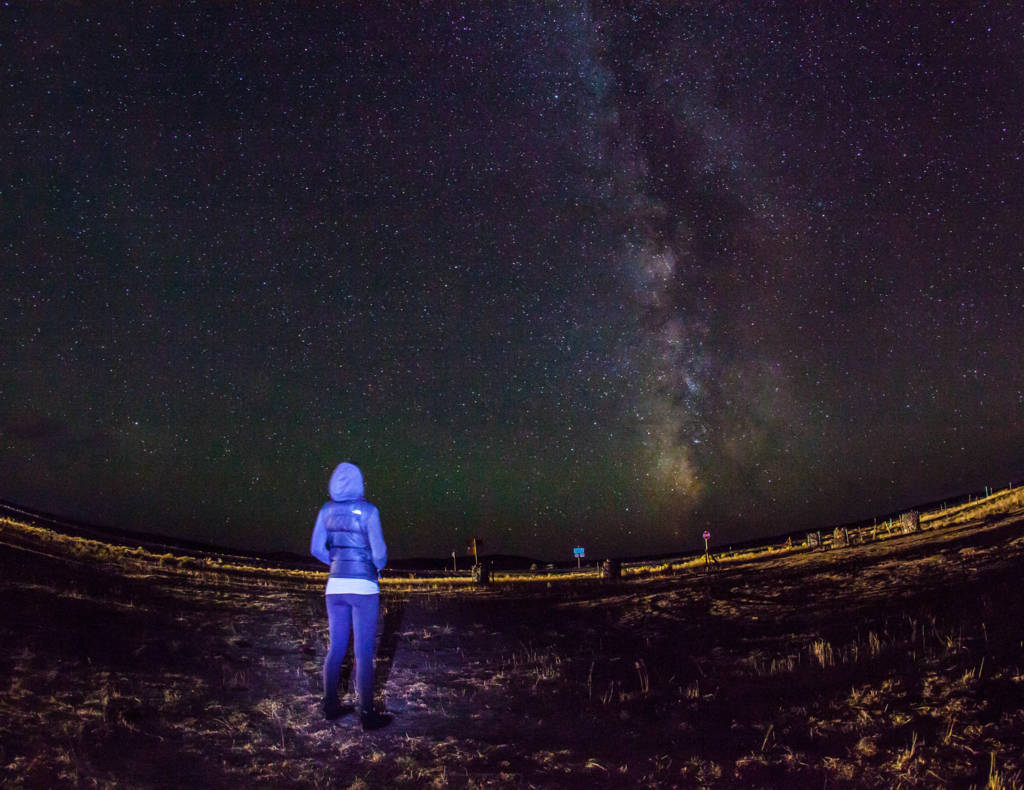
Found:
[3,4,1022,561]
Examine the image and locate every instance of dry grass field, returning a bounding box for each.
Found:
[2,489,1024,788]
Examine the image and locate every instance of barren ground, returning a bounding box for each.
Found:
[2,499,1024,788]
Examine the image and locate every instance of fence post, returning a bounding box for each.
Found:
[602,558,621,580]
[900,511,921,534]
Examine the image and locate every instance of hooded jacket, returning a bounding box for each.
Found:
[310,462,387,583]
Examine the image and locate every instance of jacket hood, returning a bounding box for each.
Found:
[328,462,364,501]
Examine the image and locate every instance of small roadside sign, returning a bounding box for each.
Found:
[702,530,718,573]
[573,547,585,557]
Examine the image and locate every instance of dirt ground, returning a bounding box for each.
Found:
[2,505,1023,788]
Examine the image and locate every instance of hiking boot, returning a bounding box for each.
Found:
[360,709,392,731]
[322,698,352,721]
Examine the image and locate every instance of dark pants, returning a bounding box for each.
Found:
[323,593,380,713]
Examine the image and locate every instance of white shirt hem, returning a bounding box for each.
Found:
[325,577,380,595]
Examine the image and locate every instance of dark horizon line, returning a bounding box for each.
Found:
[2,477,1019,569]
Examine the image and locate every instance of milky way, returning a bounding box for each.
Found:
[597,4,1024,546]
[3,4,1022,560]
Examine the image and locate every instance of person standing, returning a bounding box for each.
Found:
[310,462,391,730]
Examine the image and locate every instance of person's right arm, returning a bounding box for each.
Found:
[367,507,387,572]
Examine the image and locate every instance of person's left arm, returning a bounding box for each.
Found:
[310,505,331,566]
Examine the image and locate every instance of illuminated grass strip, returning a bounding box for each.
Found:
[3,484,1022,589]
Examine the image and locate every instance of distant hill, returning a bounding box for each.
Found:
[6,478,1021,572]
[0,500,313,570]
[0,501,543,572]
[388,554,543,573]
